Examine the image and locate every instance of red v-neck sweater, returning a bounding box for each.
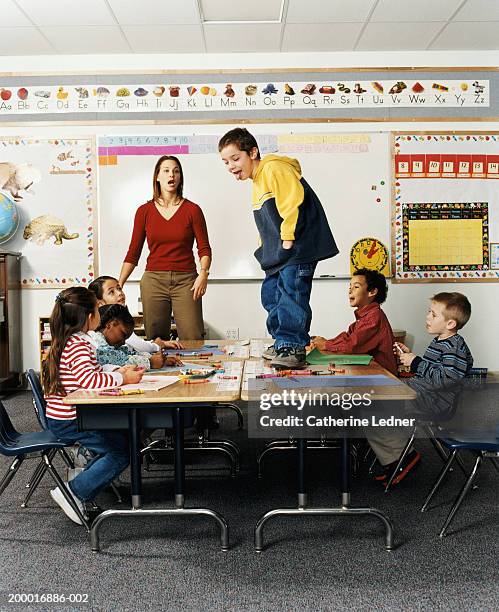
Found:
[124,199,212,272]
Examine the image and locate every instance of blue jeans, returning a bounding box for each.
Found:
[47,418,129,502]
[261,262,316,350]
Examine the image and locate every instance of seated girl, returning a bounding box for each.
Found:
[90,304,182,371]
[88,275,183,353]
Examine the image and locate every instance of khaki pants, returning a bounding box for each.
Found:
[367,431,409,466]
[140,271,204,341]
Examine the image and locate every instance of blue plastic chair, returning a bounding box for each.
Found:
[23,370,75,507]
[25,370,122,505]
[421,434,499,537]
[0,400,89,529]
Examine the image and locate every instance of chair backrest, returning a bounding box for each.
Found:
[26,369,48,430]
[0,399,20,447]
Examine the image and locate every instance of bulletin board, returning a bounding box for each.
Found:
[97,130,391,280]
[0,137,97,287]
[392,132,499,282]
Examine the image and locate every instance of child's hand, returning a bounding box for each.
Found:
[165,356,183,367]
[149,352,165,369]
[310,336,327,351]
[282,240,294,250]
[163,339,184,350]
[398,351,416,367]
[153,338,184,350]
[121,367,145,384]
[393,342,410,355]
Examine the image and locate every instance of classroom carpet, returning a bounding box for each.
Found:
[0,391,498,612]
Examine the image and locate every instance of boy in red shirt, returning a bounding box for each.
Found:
[311,268,397,375]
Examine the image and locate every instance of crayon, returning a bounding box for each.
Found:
[218,375,238,380]
[183,379,209,385]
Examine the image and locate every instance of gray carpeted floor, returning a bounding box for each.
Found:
[0,391,498,612]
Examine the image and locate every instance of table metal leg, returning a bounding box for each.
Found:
[174,406,185,508]
[89,403,229,553]
[254,436,395,553]
[129,407,142,509]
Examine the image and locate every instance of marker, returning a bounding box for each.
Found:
[99,388,144,396]
[278,370,313,376]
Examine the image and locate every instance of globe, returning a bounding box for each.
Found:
[0,191,19,244]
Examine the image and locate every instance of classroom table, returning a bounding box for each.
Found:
[248,362,417,552]
[64,375,241,552]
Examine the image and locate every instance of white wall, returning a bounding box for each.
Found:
[2,49,498,371]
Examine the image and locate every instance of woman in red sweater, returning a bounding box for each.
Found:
[119,155,212,340]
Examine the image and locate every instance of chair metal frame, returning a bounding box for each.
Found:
[420,439,499,537]
[0,400,90,530]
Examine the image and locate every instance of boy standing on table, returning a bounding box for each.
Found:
[219,128,338,369]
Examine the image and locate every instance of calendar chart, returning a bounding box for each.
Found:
[393,133,499,281]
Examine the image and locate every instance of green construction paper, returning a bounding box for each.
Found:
[306,348,373,366]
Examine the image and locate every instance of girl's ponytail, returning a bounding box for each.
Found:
[43,287,97,395]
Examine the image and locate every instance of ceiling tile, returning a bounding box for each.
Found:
[0,27,55,55]
[455,0,499,21]
[1,0,32,26]
[204,24,281,52]
[122,25,204,53]
[430,21,499,49]
[40,26,131,54]
[201,0,282,22]
[357,22,444,50]
[286,0,376,23]
[371,0,463,22]
[16,0,115,26]
[107,0,200,25]
[282,23,363,51]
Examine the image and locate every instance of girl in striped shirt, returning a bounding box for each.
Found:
[44,287,143,525]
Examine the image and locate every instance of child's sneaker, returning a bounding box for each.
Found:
[50,483,87,525]
[373,450,421,486]
[390,450,421,485]
[271,347,307,369]
[262,344,276,360]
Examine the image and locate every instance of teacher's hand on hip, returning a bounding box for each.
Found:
[191,270,208,300]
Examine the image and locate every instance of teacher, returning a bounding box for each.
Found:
[119,155,212,341]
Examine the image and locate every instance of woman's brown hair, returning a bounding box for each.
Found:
[152,155,184,202]
[43,287,97,395]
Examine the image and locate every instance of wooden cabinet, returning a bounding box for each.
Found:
[0,251,22,391]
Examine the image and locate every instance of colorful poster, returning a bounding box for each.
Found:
[0,137,96,288]
[393,133,499,281]
[0,79,490,117]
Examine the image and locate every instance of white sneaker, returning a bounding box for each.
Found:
[50,484,86,525]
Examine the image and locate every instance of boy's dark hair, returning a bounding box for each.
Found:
[432,292,471,330]
[218,128,261,159]
[43,287,97,396]
[88,275,117,300]
[353,268,388,304]
[97,304,135,332]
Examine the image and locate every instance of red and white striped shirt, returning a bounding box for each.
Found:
[45,332,123,420]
